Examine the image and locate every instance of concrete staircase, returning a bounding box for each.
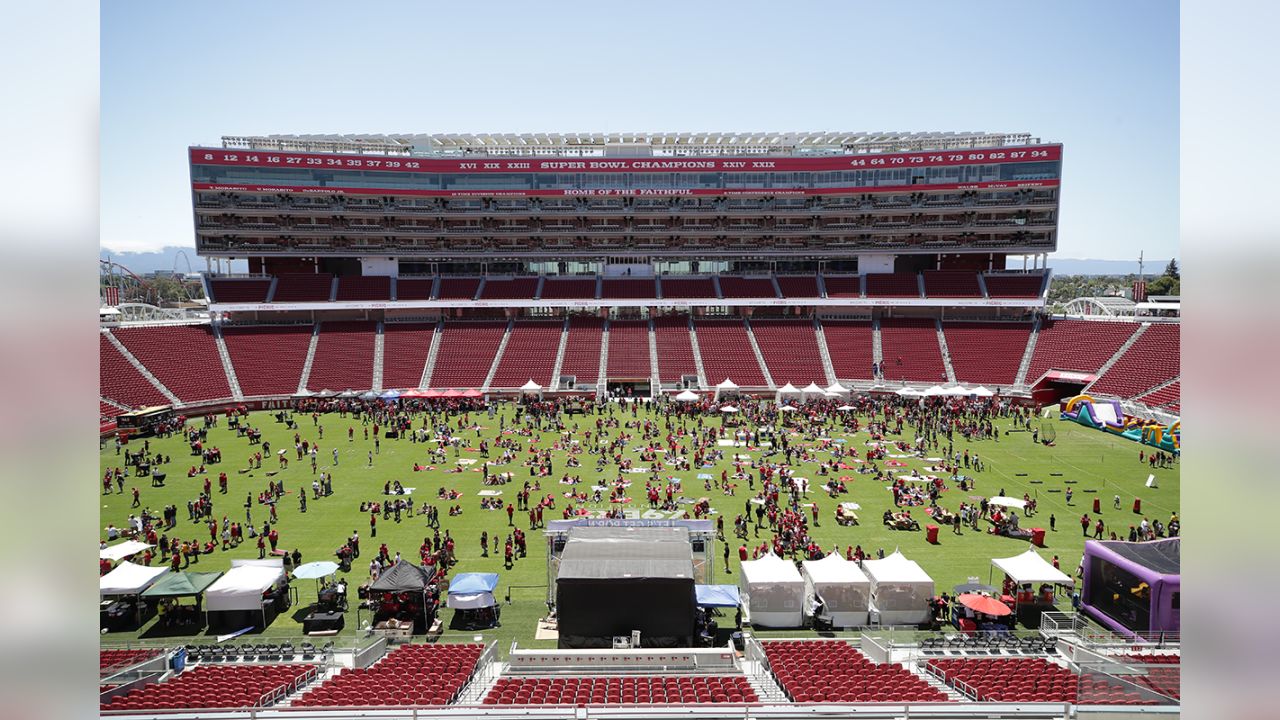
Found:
[1013,315,1042,388]
[596,319,610,397]
[296,322,321,393]
[935,319,957,383]
[743,318,776,390]
[913,665,970,702]
[211,324,243,400]
[481,319,514,392]
[103,330,180,405]
[741,661,789,704]
[871,317,884,381]
[687,316,709,389]
[647,317,661,395]
[549,318,569,391]
[371,321,385,392]
[418,319,444,389]
[813,318,838,386]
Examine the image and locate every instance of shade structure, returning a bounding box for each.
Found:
[779,405,800,412]
[957,593,1012,617]
[739,552,804,627]
[837,405,857,411]
[447,572,500,610]
[399,388,431,398]
[970,386,995,397]
[441,389,464,398]
[100,540,152,561]
[825,382,850,396]
[776,382,801,395]
[314,389,337,398]
[718,405,739,413]
[519,379,542,392]
[801,382,827,396]
[337,389,360,398]
[141,571,223,598]
[100,563,169,597]
[942,385,971,396]
[801,553,871,627]
[862,550,934,625]
[989,496,1027,510]
[716,378,739,390]
[461,389,484,398]
[292,389,315,398]
[204,561,285,612]
[360,390,380,400]
[924,385,947,396]
[991,548,1073,586]
[292,561,340,580]
[675,390,700,401]
[896,387,921,396]
[694,584,741,608]
[368,561,434,593]
[379,389,402,400]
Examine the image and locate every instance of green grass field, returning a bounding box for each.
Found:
[99,404,1178,651]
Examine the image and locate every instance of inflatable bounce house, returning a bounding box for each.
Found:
[1060,395,1179,454]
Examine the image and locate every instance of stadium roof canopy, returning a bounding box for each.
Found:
[221,131,1045,158]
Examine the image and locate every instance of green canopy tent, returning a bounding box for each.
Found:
[141,571,223,629]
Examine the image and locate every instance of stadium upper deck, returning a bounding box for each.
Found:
[191,132,1061,270]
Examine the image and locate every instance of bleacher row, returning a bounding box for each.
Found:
[923,657,1160,705]
[99,644,1174,712]
[99,317,1179,411]
[209,271,1047,303]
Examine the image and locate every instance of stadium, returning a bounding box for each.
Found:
[98,131,1180,718]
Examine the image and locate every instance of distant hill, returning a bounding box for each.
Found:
[1044,258,1176,276]
[100,246,247,275]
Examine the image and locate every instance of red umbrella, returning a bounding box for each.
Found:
[956,593,1012,616]
[441,389,464,398]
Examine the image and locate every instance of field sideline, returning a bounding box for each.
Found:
[99,403,1179,650]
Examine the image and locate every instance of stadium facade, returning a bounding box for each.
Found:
[190,131,1060,274]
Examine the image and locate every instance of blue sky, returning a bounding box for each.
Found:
[101,0,1178,261]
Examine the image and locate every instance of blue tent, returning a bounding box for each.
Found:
[695,584,741,607]
[379,389,402,400]
[447,573,500,609]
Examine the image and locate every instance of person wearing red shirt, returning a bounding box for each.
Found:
[507,503,515,526]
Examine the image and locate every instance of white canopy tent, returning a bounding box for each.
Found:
[776,382,801,397]
[714,378,740,400]
[941,385,971,396]
[801,382,827,400]
[989,496,1027,511]
[862,550,935,625]
[718,405,739,413]
[923,385,947,397]
[825,382,850,397]
[896,387,922,397]
[739,552,805,627]
[100,540,152,562]
[991,548,1074,587]
[674,390,700,402]
[519,380,543,396]
[970,386,995,397]
[204,560,286,627]
[100,563,169,597]
[801,553,871,627]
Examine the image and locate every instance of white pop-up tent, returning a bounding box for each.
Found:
[519,379,543,396]
[862,550,935,625]
[801,553,871,627]
[714,378,740,400]
[739,552,805,627]
[990,548,1074,587]
[100,540,152,562]
[896,387,921,396]
[970,386,995,397]
[100,563,169,597]
[923,385,946,397]
[205,559,286,628]
[825,382,850,397]
[674,389,700,402]
[776,382,801,398]
[801,382,827,400]
[941,385,971,396]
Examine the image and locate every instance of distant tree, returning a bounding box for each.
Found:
[1163,259,1179,280]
